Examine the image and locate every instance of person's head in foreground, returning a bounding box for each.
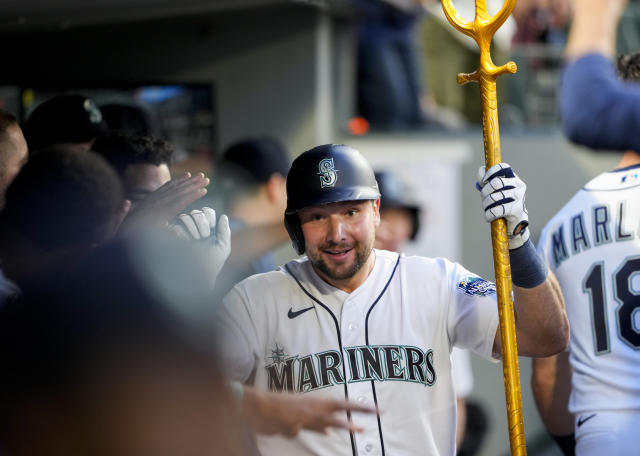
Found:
[0,239,246,456]
[0,145,123,288]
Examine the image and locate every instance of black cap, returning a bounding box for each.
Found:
[23,94,107,151]
[221,136,290,184]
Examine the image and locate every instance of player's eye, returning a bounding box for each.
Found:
[311,214,324,221]
[346,209,357,217]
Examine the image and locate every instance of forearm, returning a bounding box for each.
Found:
[531,352,574,435]
[561,54,640,151]
[240,385,283,436]
[512,272,569,357]
[478,166,568,357]
[455,397,467,449]
[565,0,627,60]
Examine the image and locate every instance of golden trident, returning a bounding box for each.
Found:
[440,1,526,455]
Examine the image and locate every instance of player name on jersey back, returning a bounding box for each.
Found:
[538,166,640,415]
[545,169,640,269]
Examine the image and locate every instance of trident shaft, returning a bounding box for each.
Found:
[440,1,526,455]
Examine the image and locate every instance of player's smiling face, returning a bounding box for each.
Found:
[298,199,380,292]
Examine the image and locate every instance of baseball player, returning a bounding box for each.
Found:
[532,23,640,454]
[215,144,568,455]
[533,147,640,456]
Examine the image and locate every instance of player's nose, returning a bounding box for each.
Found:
[326,214,347,242]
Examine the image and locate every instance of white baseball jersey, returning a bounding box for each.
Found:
[451,348,474,399]
[537,165,640,416]
[215,249,499,456]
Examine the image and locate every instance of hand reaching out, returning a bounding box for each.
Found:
[241,386,377,437]
[169,207,231,286]
[117,172,209,236]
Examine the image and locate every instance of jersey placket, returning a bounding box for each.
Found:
[341,293,381,456]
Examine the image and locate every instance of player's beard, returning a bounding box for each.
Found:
[308,236,374,282]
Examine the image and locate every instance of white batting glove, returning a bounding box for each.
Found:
[169,207,232,281]
[476,163,530,250]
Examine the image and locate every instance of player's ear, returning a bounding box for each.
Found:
[373,199,381,226]
[265,173,286,204]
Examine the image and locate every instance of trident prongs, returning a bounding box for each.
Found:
[441,0,518,85]
[440,0,475,39]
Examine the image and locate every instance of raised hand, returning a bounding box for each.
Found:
[169,207,231,284]
[476,163,529,250]
[117,172,208,236]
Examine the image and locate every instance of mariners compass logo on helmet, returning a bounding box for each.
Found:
[318,158,338,188]
[83,99,103,124]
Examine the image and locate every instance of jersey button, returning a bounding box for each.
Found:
[357,396,366,403]
[348,323,358,330]
[364,443,374,453]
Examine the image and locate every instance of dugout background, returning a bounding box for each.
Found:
[0,1,624,454]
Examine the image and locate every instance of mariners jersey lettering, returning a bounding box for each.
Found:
[215,249,499,456]
[537,165,640,415]
[265,344,437,393]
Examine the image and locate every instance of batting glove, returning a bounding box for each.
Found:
[169,207,231,281]
[476,163,530,250]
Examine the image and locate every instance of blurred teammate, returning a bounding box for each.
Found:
[0,239,247,456]
[213,136,291,296]
[100,102,161,137]
[23,94,107,152]
[214,144,568,455]
[92,131,173,207]
[373,170,420,253]
[560,0,637,151]
[90,131,212,239]
[0,146,123,303]
[532,45,640,456]
[0,110,28,210]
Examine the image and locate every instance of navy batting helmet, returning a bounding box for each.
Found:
[374,170,421,240]
[284,144,380,254]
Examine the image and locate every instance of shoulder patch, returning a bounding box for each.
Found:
[457,276,496,297]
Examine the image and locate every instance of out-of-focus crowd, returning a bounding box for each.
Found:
[353,0,571,130]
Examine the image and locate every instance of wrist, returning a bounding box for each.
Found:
[508,225,530,250]
[509,239,548,288]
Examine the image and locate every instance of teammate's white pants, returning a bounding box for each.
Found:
[575,410,640,456]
